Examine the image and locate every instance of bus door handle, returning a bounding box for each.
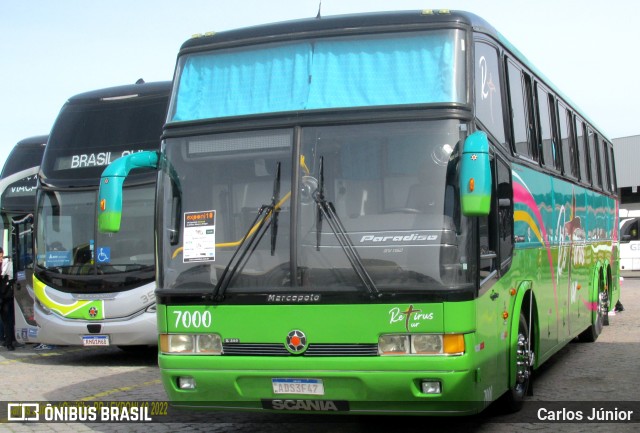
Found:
[490,291,499,301]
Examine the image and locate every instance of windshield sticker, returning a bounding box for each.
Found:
[96,247,111,264]
[389,305,435,332]
[183,210,216,263]
[45,251,72,268]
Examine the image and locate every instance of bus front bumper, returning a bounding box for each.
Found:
[34,302,157,346]
[158,355,487,416]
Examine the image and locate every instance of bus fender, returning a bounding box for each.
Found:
[507,280,535,390]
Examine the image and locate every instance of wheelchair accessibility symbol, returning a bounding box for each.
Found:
[97,247,111,263]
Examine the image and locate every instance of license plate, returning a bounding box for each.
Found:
[82,335,110,346]
[272,378,325,395]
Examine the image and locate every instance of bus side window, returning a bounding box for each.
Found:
[537,85,558,172]
[575,118,590,185]
[600,138,611,193]
[479,153,513,283]
[588,129,602,188]
[558,102,577,178]
[474,41,506,148]
[607,144,617,192]
[506,60,536,160]
[622,220,639,243]
[496,156,513,271]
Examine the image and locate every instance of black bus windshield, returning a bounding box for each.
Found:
[34,83,169,293]
[35,184,155,292]
[159,120,476,301]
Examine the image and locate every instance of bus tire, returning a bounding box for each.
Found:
[578,272,606,342]
[501,312,532,413]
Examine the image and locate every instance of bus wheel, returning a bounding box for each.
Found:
[578,277,606,342]
[502,313,533,412]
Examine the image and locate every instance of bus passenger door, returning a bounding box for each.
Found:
[478,152,513,393]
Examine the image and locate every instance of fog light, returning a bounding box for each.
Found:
[178,376,196,390]
[421,380,441,394]
[36,299,52,315]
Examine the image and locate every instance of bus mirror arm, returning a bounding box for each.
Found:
[98,151,159,233]
[498,198,511,208]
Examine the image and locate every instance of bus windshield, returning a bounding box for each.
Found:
[36,184,154,290]
[159,120,475,300]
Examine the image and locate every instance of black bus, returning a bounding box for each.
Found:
[0,135,47,343]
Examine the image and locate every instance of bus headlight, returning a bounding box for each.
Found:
[160,334,222,355]
[378,335,409,355]
[197,334,223,353]
[411,334,443,354]
[378,334,465,355]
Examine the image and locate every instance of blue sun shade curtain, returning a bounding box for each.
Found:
[171,30,464,122]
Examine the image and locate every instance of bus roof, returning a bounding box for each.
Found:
[181,10,489,51]
[1,135,47,178]
[65,80,172,105]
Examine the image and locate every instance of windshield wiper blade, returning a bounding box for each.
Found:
[315,157,324,251]
[212,162,281,301]
[270,162,281,256]
[212,204,271,301]
[312,156,379,298]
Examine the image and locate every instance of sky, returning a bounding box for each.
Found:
[1,0,638,170]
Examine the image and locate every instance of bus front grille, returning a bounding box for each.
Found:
[222,343,378,356]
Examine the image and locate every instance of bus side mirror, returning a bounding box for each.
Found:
[98,151,159,233]
[459,131,491,216]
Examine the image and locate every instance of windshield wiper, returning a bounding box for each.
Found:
[313,156,379,298]
[212,162,281,301]
[270,162,281,255]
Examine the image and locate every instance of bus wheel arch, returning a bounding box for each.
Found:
[604,263,613,326]
[501,287,536,412]
[578,266,607,342]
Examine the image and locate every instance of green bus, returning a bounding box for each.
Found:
[98,10,619,415]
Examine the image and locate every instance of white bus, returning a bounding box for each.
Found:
[619,209,640,273]
[33,81,170,349]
